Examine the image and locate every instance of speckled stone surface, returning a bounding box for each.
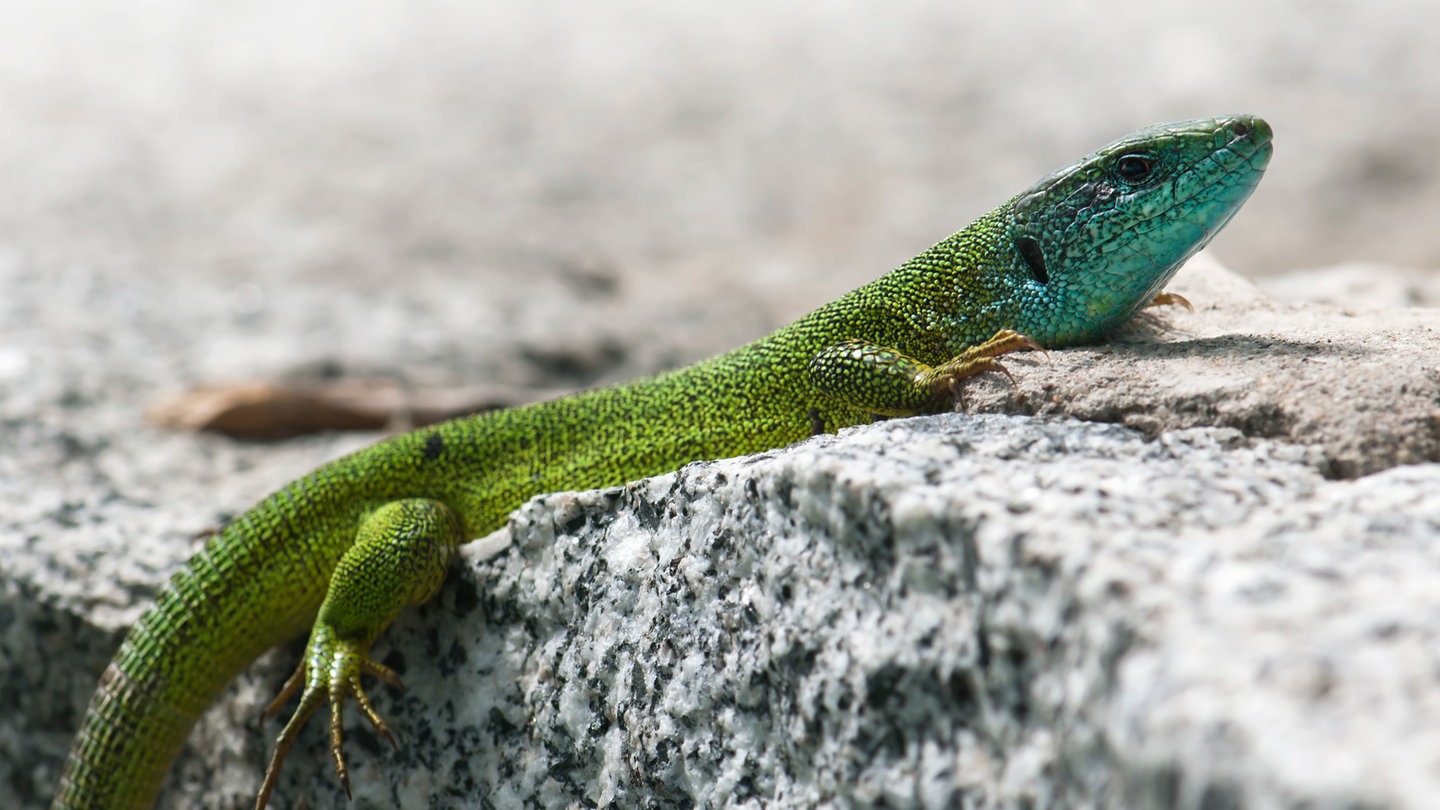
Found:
[233,415,1440,809]
[5,251,1440,808]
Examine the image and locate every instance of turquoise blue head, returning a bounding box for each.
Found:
[1006,115,1272,345]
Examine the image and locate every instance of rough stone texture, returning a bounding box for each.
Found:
[381,416,1440,810]
[5,252,1440,809]
[962,255,1440,479]
[133,416,1440,810]
[1259,263,1440,309]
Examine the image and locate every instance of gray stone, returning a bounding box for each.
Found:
[1259,263,1440,309]
[6,252,1440,808]
[960,254,1440,479]
[260,415,1440,810]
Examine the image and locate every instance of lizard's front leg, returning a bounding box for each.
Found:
[808,329,1043,417]
[255,498,462,809]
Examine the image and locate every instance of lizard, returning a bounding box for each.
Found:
[52,115,1273,809]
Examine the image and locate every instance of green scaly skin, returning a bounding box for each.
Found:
[53,115,1272,809]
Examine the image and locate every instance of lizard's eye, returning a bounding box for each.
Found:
[1115,154,1155,185]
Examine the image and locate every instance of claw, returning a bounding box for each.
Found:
[992,361,1019,388]
[251,498,459,809]
[330,695,351,799]
[261,665,305,722]
[947,377,967,410]
[1148,291,1193,311]
[927,330,1045,407]
[959,329,1046,363]
[352,665,401,750]
[256,663,329,810]
[1019,336,1050,363]
[253,632,412,809]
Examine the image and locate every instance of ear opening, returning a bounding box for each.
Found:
[1016,236,1049,284]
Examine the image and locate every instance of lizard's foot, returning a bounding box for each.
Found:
[1147,291,1193,311]
[253,497,461,809]
[918,329,1046,408]
[808,329,1044,418]
[256,627,403,809]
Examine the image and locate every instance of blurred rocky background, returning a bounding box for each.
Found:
[2,1,1436,341]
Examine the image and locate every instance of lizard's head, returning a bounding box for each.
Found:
[1006,115,1272,346]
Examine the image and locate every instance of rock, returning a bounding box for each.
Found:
[959,253,1440,479]
[266,415,1440,810]
[6,255,1440,809]
[1258,262,1440,309]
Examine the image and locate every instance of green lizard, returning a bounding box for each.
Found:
[53,115,1272,809]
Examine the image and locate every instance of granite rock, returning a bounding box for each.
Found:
[262,415,1440,810]
[5,254,1440,808]
[959,254,1440,479]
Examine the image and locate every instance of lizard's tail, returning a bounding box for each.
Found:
[54,494,340,809]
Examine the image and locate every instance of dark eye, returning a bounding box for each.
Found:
[1115,154,1154,184]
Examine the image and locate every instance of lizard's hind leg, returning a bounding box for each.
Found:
[256,498,461,809]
